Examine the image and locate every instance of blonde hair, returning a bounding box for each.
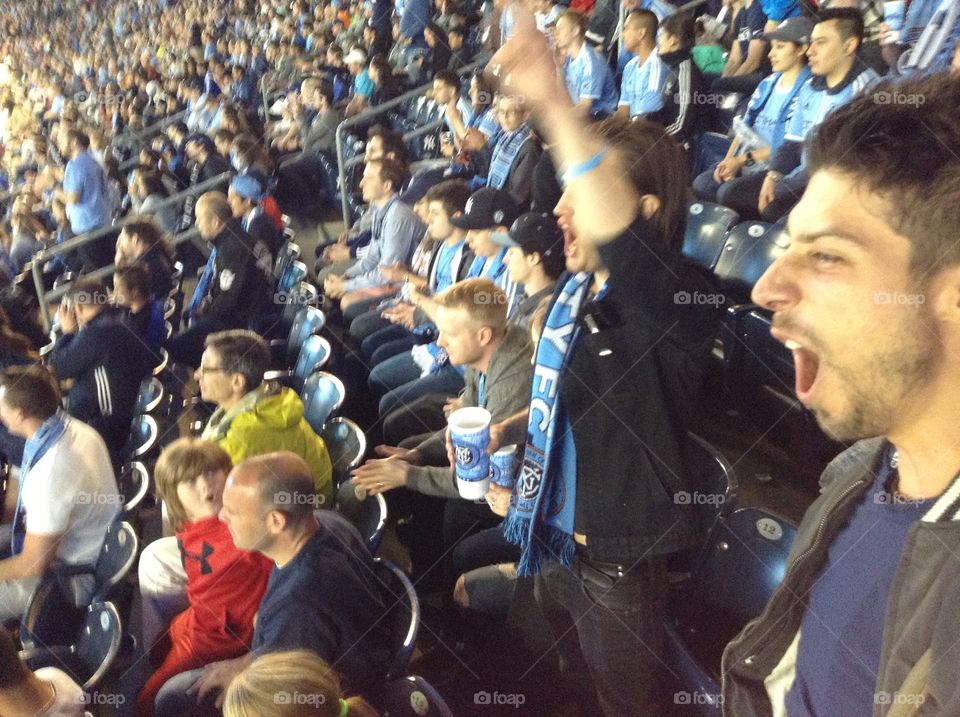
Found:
[154,438,232,530]
[435,278,508,334]
[223,651,378,717]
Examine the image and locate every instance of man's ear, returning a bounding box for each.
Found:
[638,193,661,221]
[478,325,495,346]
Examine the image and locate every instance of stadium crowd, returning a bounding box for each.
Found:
[0,0,960,714]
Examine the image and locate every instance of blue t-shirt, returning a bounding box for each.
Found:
[63,150,112,235]
[563,42,619,115]
[353,68,375,99]
[618,52,668,117]
[250,512,392,692]
[751,77,794,147]
[785,445,935,717]
[785,68,879,144]
[734,0,768,59]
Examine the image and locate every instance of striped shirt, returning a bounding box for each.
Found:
[618,51,668,117]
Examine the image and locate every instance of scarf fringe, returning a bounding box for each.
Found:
[515,525,576,577]
[501,510,529,546]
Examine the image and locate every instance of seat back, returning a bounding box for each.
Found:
[20,572,86,649]
[124,414,159,460]
[335,481,387,553]
[320,417,367,485]
[280,281,319,332]
[691,507,797,626]
[118,462,150,515]
[377,676,454,717]
[684,433,738,537]
[372,558,420,679]
[286,306,326,366]
[75,601,123,690]
[290,335,332,392]
[713,222,789,303]
[277,259,308,295]
[682,202,740,272]
[134,377,164,415]
[301,371,346,433]
[274,241,301,280]
[93,520,139,602]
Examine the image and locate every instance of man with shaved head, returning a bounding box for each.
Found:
[153,452,392,717]
[166,190,274,367]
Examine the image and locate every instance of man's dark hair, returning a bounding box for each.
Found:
[627,9,659,40]
[807,72,960,276]
[204,329,271,392]
[425,179,472,217]
[317,78,334,107]
[66,276,110,308]
[527,240,567,281]
[368,157,410,195]
[115,263,153,299]
[433,69,460,91]
[661,11,696,49]
[559,9,587,35]
[0,365,61,421]
[68,129,90,149]
[815,7,865,47]
[368,125,409,164]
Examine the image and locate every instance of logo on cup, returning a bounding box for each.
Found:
[456,445,475,466]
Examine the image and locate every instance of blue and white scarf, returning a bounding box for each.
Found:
[10,410,68,555]
[503,272,594,575]
[487,123,531,190]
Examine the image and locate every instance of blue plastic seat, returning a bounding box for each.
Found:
[300,370,346,433]
[372,558,420,679]
[376,676,454,717]
[335,481,387,554]
[320,416,367,486]
[682,201,740,272]
[713,222,790,303]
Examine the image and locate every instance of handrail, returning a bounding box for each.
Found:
[31,171,231,329]
[334,59,485,228]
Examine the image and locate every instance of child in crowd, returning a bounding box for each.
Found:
[136,439,273,717]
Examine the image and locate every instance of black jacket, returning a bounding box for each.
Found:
[206,218,273,324]
[503,137,542,211]
[49,308,154,450]
[140,243,176,299]
[558,215,718,562]
[647,49,703,146]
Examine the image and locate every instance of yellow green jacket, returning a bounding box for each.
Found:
[202,382,334,506]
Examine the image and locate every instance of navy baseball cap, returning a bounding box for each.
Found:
[763,16,814,43]
[450,188,520,230]
[490,213,564,259]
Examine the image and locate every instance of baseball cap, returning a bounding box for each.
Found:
[490,213,564,258]
[345,47,368,64]
[763,16,814,44]
[450,188,519,230]
[230,173,265,202]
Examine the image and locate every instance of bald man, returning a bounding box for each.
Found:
[153,453,392,717]
[166,191,275,367]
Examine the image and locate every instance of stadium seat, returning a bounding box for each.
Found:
[273,241,302,281]
[21,520,138,649]
[301,370,347,433]
[682,202,740,272]
[320,416,368,486]
[20,601,122,691]
[117,461,151,517]
[335,481,388,554]
[277,259,308,296]
[372,558,420,680]
[274,306,326,368]
[134,376,165,415]
[275,280,319,337]
[376,676,454,717]
[713,222,790,303]
[124,414,159,462]
[265,334,333,393]
[664,507,798,716]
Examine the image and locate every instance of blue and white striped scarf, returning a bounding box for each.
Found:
[487,123,531,190]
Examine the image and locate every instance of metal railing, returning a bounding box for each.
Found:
[334,59,485,228]
[30,170,230,329]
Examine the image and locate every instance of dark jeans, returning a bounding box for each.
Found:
[692,168,766,220]
[164,315,233,368]
[762,169,809,223]
[443,498,504,591]
[349,310,392,344]
[535,554,670,717]
[383,393,450,448]
[375,362,464,417]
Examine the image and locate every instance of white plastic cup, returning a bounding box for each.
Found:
[448,406,492,499]
[882,0,906,44]
[489,444,520,488]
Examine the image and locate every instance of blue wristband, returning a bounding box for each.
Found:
[560,149,607,185]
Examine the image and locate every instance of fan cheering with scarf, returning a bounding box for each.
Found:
[484,4,720,715]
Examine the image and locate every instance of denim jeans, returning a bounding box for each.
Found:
[377,363,464,417]
[154,667,220,717]
[535,554,670,716]
[692,168,767,220]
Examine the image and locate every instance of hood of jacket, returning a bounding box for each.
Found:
[202,381,304,442]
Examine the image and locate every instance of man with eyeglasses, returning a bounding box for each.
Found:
[138,330,332,658]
